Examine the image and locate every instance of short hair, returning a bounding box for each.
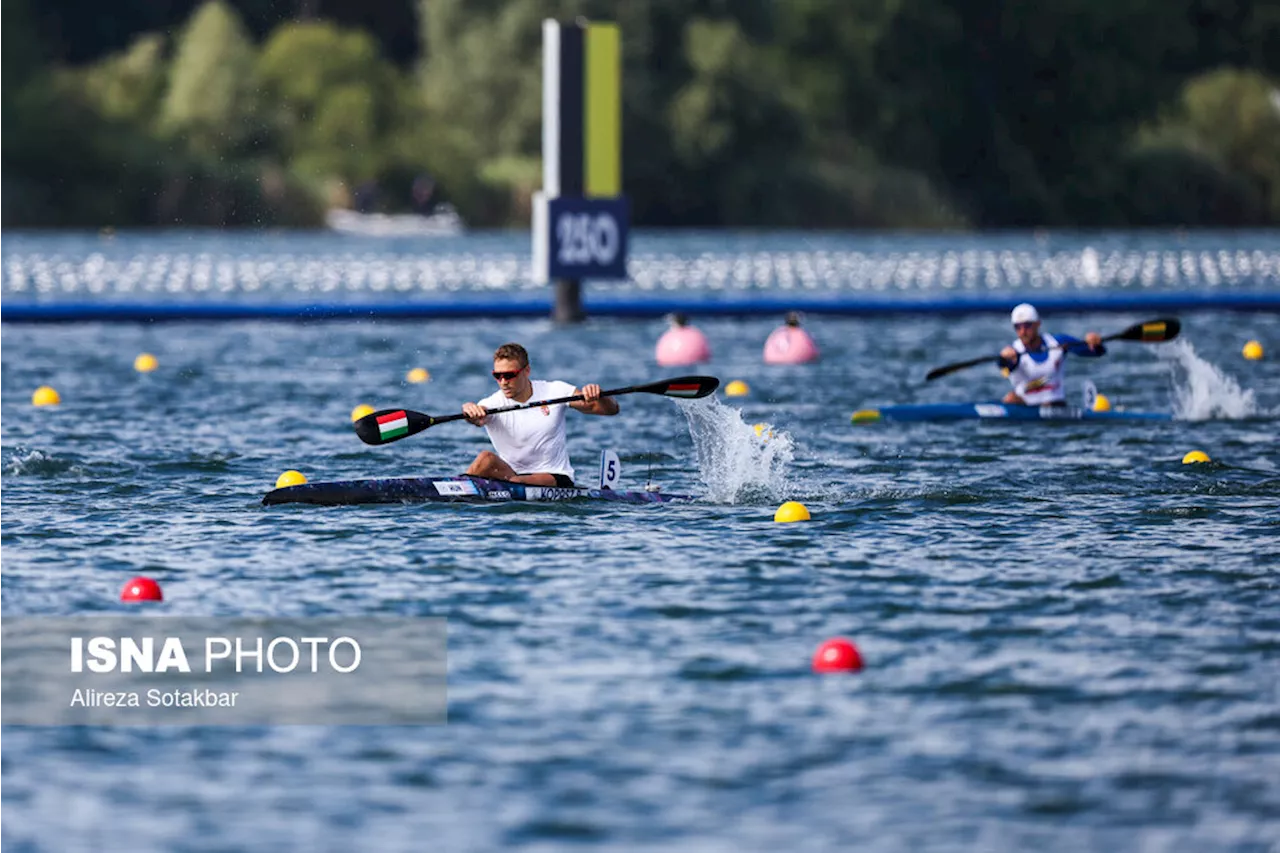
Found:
[493,343,528,367]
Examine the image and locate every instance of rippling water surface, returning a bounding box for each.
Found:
[3,231,1279,852]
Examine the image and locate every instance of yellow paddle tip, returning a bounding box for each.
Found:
[851,409,881,424]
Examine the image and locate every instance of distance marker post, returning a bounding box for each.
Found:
[533,19,629,323]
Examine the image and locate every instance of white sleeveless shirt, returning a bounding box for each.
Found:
[478,379,577,480]
[1007,333,1067,405]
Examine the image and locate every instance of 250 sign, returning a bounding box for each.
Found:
[556,212,620,267]
[542,197,629,279]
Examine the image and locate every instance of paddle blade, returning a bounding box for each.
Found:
[648,375,719,398]
[1112,318,1181,344]
[353,409,436,445]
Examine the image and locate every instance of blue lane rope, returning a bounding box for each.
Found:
[3,292,1278,323]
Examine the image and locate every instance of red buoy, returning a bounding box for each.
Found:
[812,637,863,673]
[120,576,163,602]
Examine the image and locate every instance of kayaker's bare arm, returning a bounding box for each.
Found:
[569,384,619,416]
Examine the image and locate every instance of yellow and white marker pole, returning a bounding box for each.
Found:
[533,19,629,324]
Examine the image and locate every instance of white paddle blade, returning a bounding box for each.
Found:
[599,450,621,490]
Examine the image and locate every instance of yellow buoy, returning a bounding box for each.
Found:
[134,353,158,373]
[275,470,307,488]
[1182,450,1211,465]
[753,423,774,440]
[1092,393,1112,412]
[725,380,750,397]
[351,404,375,422]
[32,386,61,407]
[406,367,431,384]
[774,501,810,523]
[1242,340,1263,361]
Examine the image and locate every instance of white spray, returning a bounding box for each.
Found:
[676,397,794,504]
[1160,340,1258,420]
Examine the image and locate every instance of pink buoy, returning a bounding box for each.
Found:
[763,312,819,364]
[655,314,711,366]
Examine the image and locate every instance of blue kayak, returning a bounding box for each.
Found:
[263,475,692,506]
[852,402,1173,424]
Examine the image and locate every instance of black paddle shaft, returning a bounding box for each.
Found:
[924,318,1181,382]
[353,375,720,446]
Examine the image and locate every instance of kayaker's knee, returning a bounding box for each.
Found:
[466,450,500,475]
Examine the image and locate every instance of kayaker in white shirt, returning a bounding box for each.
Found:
[998,303,1105,405]
[461,342,619,486]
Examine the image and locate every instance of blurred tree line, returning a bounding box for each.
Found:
[3,0,1278,228]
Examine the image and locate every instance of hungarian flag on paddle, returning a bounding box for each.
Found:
[663,381,706,398]
[376,410,409,440]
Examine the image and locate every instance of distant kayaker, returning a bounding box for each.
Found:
[998,303,1105,405]
[462,343,618,486]
[763,311,820,364]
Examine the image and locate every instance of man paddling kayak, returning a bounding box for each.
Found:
[998,304,1105,405]
[461,343,619,487]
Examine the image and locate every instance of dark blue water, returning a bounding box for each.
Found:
[3,231,1279,851]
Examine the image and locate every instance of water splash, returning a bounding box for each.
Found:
[676,397,794,504]
[1160,340,1258,420]
[4,448,81,476]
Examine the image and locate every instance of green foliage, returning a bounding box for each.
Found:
[668,19,748,161]
[664,17,811,223]
[4,0,1279,227]
[2,0,49,223]
[1,69,319,228]
[417,0,552,216]
[0,11,325,229]
[770,0,896,140]
[803,160,967,229]
[258,23,386,112]
[150,160,325,226]
[1180,68,1280,218]
[1115,143,1265,226]
[160,0,259,157]
[1131,68,1280,222]
[77,35,168,125]
[2,77,158,226]
[861,0,1232,224]
[2,0,45,88]
[256,21,401,182]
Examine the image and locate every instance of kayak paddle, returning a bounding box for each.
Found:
[354,375,720,446]
[924,318,1181,382]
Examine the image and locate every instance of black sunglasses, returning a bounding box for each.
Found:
[492,365,527,381]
